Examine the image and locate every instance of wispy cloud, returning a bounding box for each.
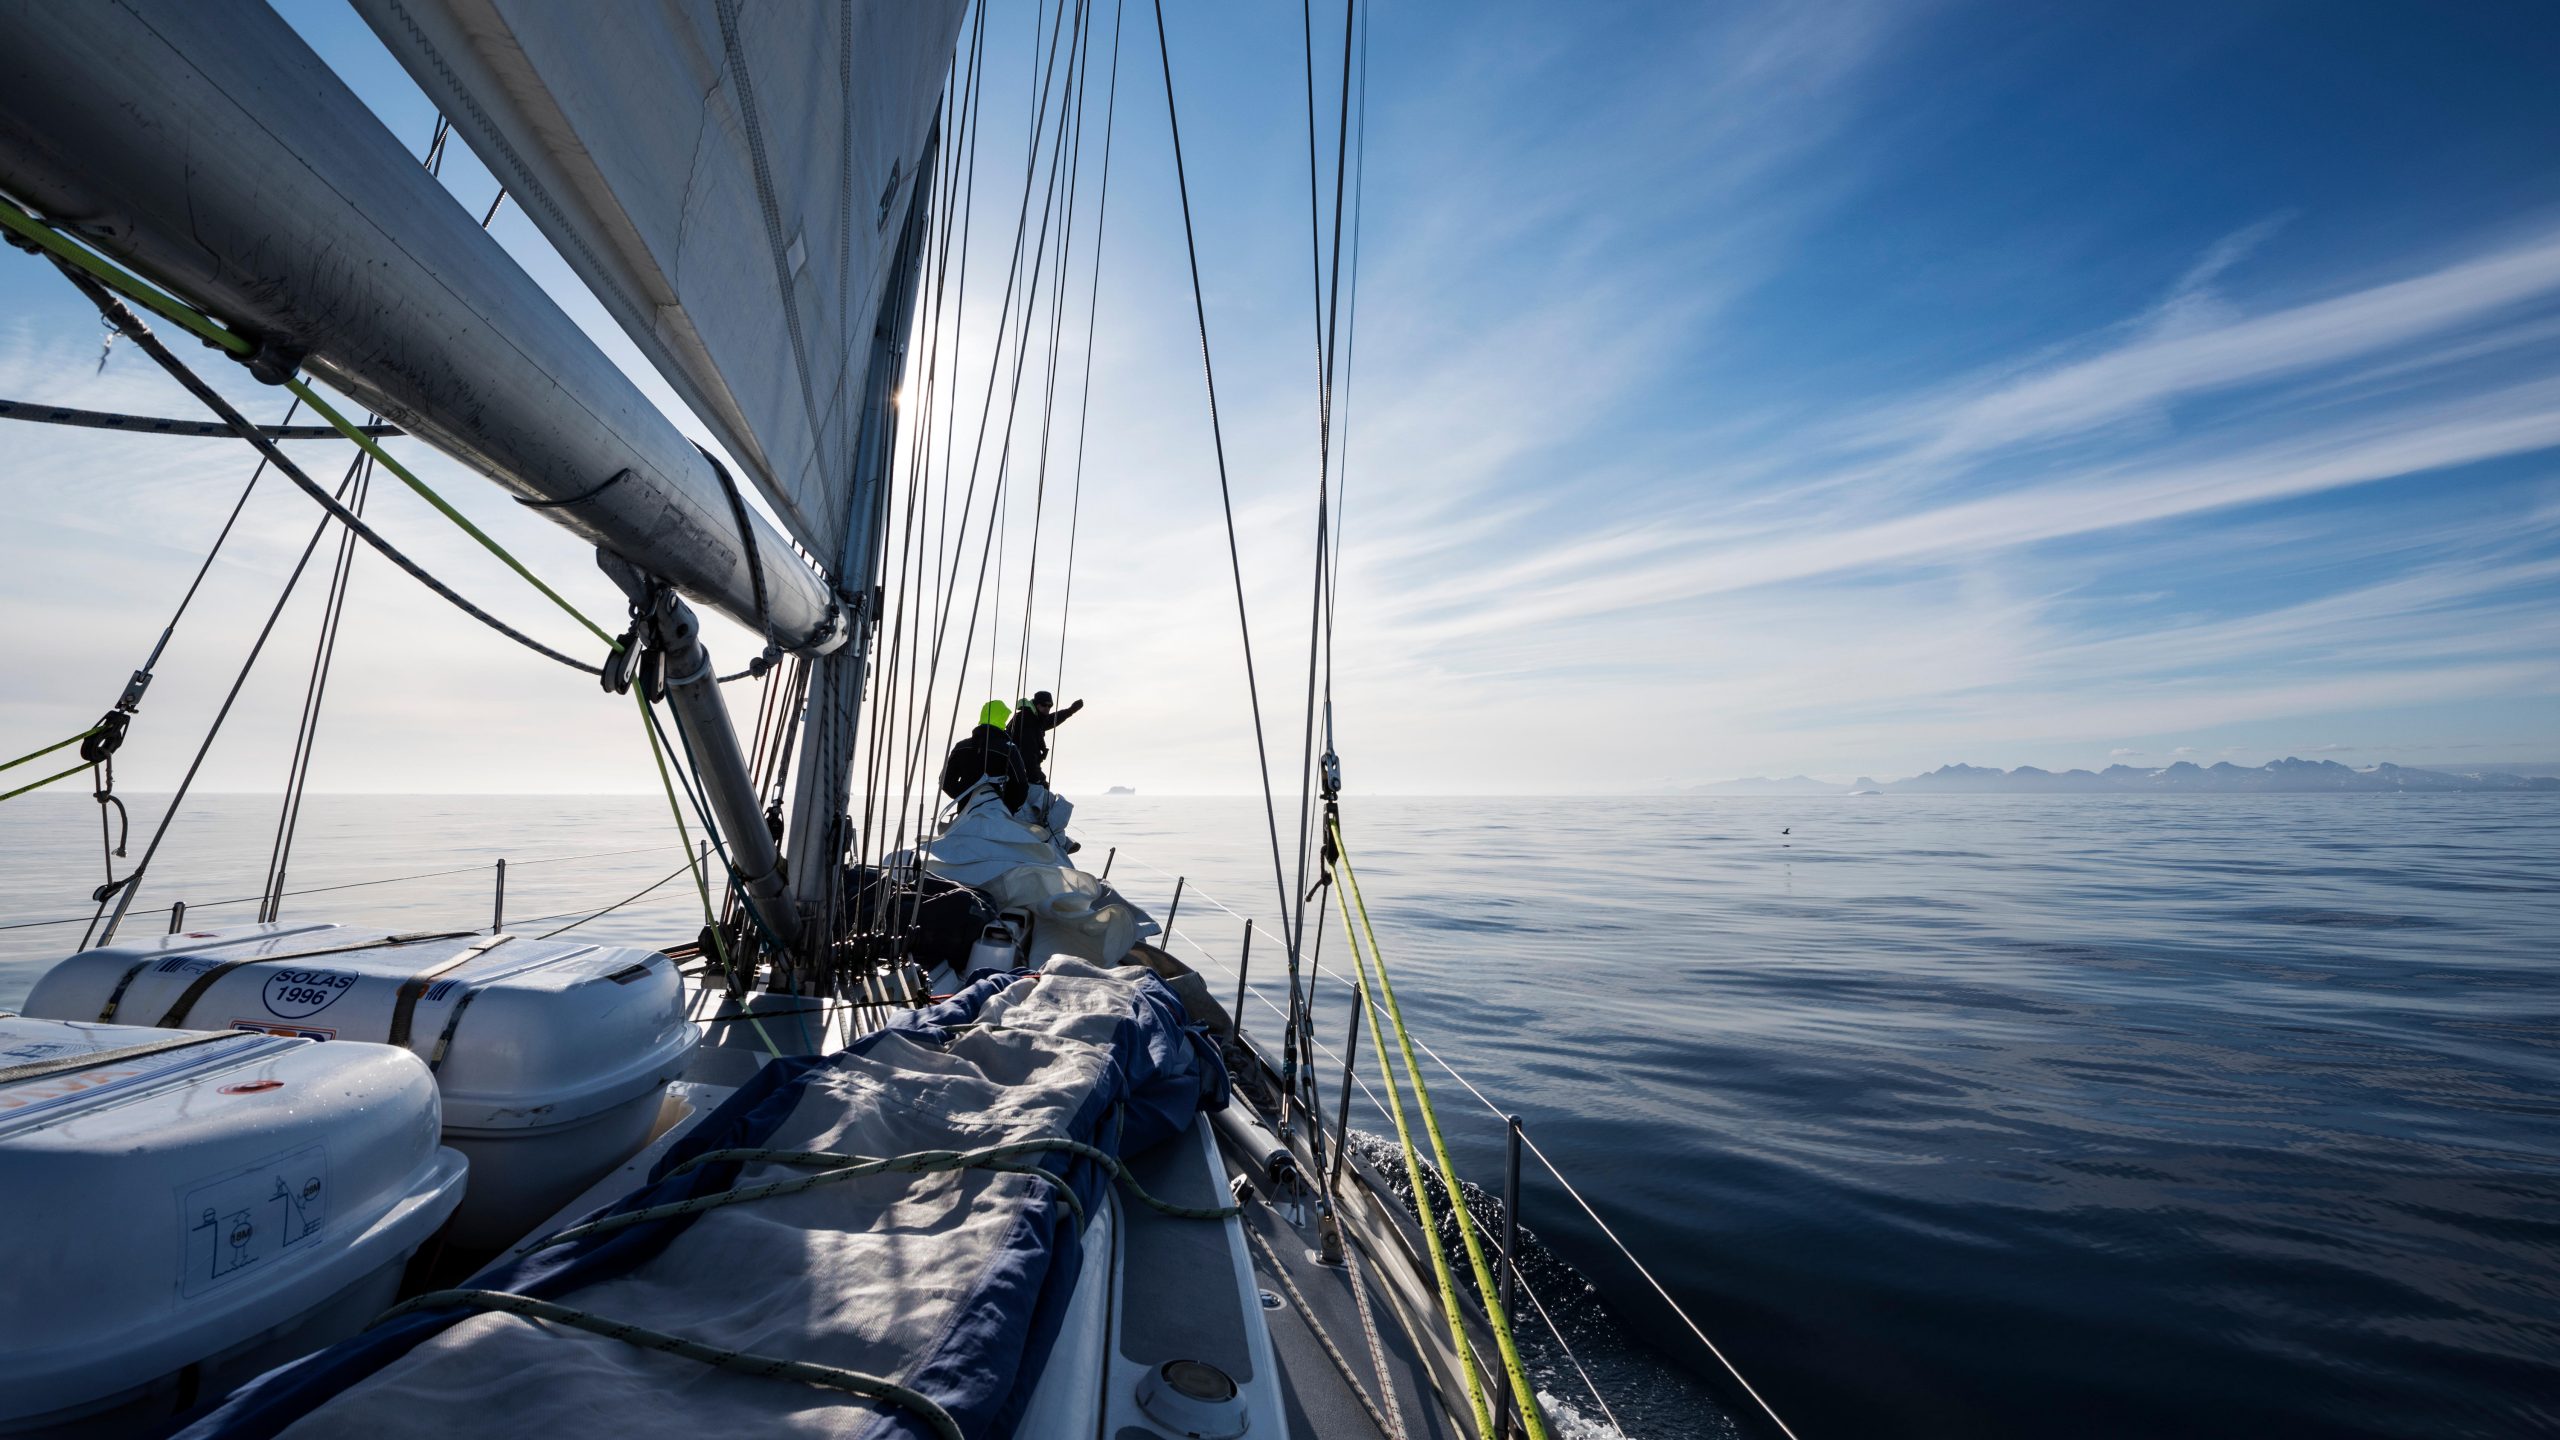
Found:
[4,0,2556,800]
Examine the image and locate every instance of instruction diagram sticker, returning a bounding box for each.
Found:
[261,969,357,1020]
[180,1142,328,1297]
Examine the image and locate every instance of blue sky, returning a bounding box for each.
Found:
[2,0,2556,795]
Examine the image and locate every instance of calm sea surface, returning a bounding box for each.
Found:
[4,791,2555,1438]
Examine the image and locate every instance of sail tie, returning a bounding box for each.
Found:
[513,465,630,510]
[696,443,774,644]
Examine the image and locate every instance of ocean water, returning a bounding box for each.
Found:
[4,791,2556,1438]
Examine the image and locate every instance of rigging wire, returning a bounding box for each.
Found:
[913,0,1076,737]
[28,255,608,676]
[882,0,992,957]
[82,422,374,947]
[1050,0,1128,717]
[259,447,373,919]
[1285,0,1363,1179]
[924,0,1091,823]
[856,97,971,953]
[1011,0,1104,701]
[262,127,532,924]
[0,399,394,439]
[1146,0,1306,976]
[983,0,1070,714]
[1327,0,1369,696]
[0,200,617,657]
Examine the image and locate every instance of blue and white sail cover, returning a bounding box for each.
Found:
[177,961,1229,1439]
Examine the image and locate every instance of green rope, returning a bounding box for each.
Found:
[0,726,97,774]
[531,1135,1239,1253]
[0,197,617,650]
[376,1288,960,1440]
[282,379,615,648]
[0,727,102,804]
[0,200,245,355]
[0,761,89,804]
[1332,814,1551,1440]
[1329,839,1493,1437]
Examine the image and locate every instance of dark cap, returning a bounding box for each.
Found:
[1033,690,1054,705]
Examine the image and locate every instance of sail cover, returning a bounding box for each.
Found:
[173,963,1230,1440]
[356,0,967,562]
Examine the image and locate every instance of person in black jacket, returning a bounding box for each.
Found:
[941,700,1030,810]
[1005,690,1083,786]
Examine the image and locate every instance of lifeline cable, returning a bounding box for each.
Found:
[535,857,697,941]
[0,845,666,934]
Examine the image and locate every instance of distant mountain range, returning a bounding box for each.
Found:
[1691,758,2560,795]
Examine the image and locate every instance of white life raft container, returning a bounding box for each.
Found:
[20,921,699,1252]
[0,1016,465,1437]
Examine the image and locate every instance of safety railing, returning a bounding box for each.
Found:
[0,844,682,938]
[1113,852,1794,1440]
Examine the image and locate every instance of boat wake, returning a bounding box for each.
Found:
[1344,1130,1745,1440]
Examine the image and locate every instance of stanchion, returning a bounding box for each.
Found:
[1328,987,1362,1198]
[1231,922,1254,1039]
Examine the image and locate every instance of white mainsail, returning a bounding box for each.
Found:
[357,0,969,565]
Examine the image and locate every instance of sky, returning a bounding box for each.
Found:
[3,0,2558,798]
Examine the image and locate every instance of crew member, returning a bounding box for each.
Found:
[1005,690,1084,786]
[940,699,1030,810]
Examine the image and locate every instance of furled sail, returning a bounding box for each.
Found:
[356,0,968,566]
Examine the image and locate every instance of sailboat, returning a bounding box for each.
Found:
[0,3,1789,1437]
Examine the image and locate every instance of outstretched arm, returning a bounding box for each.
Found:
[1055,698,1085,727]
